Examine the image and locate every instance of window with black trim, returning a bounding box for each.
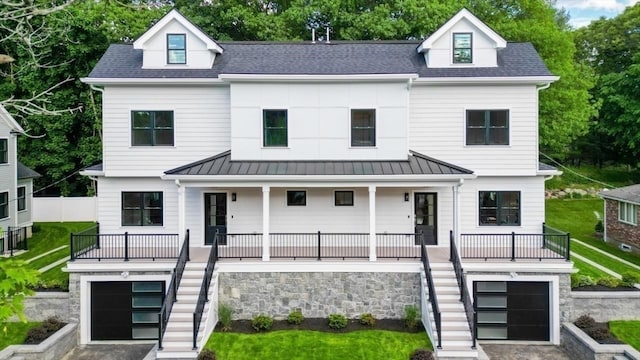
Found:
[479,191,520,226]
[351,109,375,147]
[0,191,7,219]
[0,139,7,164]
[286,190,306,206]
[263,110,288,147]
[167,34,186,64]
[131,111,174,146]
[619,201,637,225]
[335,191,354,206]
[466,110,509,145]
[122,192,163,226]
[17,186,26,211]
[453,33,472,63]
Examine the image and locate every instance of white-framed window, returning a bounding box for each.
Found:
[453,33,472,63]
[167,34,186,64]
[0,139,7,164]
[263,109,288,147]
[351,109,376,147]
[17,186,26,211]
[479,191,520,226]
[131,111,174,146]
[466,110,509,145]
[619,201,637,226]
[286,190,306,206]
[334,190,354,206]
[0,191,8,219]
[121,192,163,226]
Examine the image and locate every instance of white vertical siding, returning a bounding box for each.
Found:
[102,86,230,176]
[409,84,539,176]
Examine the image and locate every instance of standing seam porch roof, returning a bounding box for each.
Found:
[164,150,474,177]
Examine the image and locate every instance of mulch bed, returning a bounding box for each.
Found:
[573,285,638,291]
[576,321,624,345]
[216,318,423,334]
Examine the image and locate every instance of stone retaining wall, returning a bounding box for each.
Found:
[561,323,640,360]
[570,291,640,322]
[0,323,77,360]
[218,272,421,319]
[22,292,70,321]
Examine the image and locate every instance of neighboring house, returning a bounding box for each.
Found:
[73,8,573,359]
[599,185,640,254]
[0,105,40,253]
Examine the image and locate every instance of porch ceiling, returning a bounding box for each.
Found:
[164,150,474,178]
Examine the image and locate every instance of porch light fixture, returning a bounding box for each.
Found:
[404,192,410,202]
[232,193,237,202]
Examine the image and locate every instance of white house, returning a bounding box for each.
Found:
[0,105,39,254]
[73,8,572,359]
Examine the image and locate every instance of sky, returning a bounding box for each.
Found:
[556,0,639,28]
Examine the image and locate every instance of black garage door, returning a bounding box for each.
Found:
[474,281,550,341]
[91,281,164,340]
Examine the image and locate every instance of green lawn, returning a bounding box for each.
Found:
[0,322,40,350]
[610,321,640,351]
[205,330,431,360]
[571,257,609,279]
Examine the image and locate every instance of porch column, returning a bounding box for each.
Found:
[369,185,376,261]
[452,179,463,241]
[177,180,186,241]
[262,186,270,261]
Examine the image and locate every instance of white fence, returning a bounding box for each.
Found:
[33,197,97,222]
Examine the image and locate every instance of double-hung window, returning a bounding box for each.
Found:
[619,202,637,225]
[17,186,26,211]
[263,110,288,147]
[0,139,7,164]
[351,109,376,147]
[0,191,8,219]
[167,34,186,64]
[453,33,472,63]
[122,192,163,226]
[479,191,520,226]
[131,111,174,146]
[466,110,509,145]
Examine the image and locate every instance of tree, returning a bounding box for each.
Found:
[0,260,39,327]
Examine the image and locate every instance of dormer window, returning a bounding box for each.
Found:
[453,33,472,63]
[167,34,186,64]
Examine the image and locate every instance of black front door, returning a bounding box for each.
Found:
[415,192,437,245]
[205,193,227,245]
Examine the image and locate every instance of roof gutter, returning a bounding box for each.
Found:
[80,77,226,85]
[161,173,476,182]
[218,73,420,82]
[413,76,559,85]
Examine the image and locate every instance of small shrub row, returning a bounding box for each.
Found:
[25,317,65,344]
[571,272,640,288]
[328,313,348,329]
[287,309,304,325]
[251,314,273,332]
[574,314,612,341]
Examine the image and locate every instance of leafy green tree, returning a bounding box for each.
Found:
[0,260,39,327]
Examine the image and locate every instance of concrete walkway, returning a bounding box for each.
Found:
[60,344,155,360]
[481,344,572,360]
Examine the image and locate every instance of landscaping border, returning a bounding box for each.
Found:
[571,291,640,322]
[561,323,640,360]
[0,323,77,360]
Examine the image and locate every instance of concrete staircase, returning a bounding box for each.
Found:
[428,261,478,359]
[156,261,209,359]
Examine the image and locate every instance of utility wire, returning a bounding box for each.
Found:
[539,151,617,189]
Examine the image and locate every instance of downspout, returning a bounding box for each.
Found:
[176,179,185,241]
[89,84,104,94]
[452,178,464,243]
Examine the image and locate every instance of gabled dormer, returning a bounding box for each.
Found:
[417,8,506,68]
[133,9,223,69]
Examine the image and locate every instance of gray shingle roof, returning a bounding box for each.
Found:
[538,162,557,171]
[88,42,552,79]
[599,184,640,204]
[17,161,41,179]
[165,150,473,177]
[84,163,103,172]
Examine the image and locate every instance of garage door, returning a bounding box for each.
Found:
[474,281,550,341]
[91,281,164,340]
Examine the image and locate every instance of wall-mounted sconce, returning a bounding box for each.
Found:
[232,193,237,202]
[404,192,410,202]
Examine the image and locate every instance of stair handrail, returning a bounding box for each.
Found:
[193,231,219,350]
[420,234,442,349]
[158,229,190,350]
[449,230,476,349]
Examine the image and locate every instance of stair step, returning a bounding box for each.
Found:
[440,339,475,347]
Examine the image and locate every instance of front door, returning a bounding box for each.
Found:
[205,193,227,245]
[415,192,437,245]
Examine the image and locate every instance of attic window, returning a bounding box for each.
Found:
[167,34,186,64]
[453,33,472,63]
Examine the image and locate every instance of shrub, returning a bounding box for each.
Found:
[198,349,217,360]
[586,324,611,341]
[404,305,420,329]
[287,309,304,325]
[25,327,48,344]
[251,314,273,332]
[359,313,376,327]
[594,220,604,233]
[620,272,640,287]
[42,317,64,332]
[218,302,233,331]
[575,315,596,329]
[328,313,348,329]
[410,349,434,360]
[597,277,620,288]
[572,274,596,288]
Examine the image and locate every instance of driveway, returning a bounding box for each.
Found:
[481,344,572,360]
[61,344,155,360]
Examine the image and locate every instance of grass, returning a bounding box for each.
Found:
[610,321,640,351]
[571,257,609,279]
[0,322,40,350]
[571,241,639,276]
[545,164,640,190]
[205,330,431,360]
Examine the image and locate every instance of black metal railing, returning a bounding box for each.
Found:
[450,231,476,349]
[1,226,28,256]
[216,233,262,259]
[193,232,219,350]
[269,232,369,260]
[158,230,190,350]
[420,235,441,349]
[543,223,571,260]
[71,231,180,261]
[376,233,422,259]
[459,229,570,261]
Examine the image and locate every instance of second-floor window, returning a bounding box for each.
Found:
[0,191,7,219]
[479,191,520,226]
[263,110,288,147]
[351,109,376,147]
[122,192,163,226]
[131,111,174,146]
[17,186,26,211]
[619,201,637,225]
[167,34,186,64]
[466,110,509,145]
[453,33,472,63]
[0,139,7,164]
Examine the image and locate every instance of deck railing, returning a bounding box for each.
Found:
[1,226,28,256]
[376,233,422,259]
[193,232,219,350]
[158,230,190,350]
[450,231,476,349]
[70,230,180,261]
[269,232,370,259]
[459,227,570,261]
[216,233,262,259]
[542,223,571,260]
[420,235,441,349]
